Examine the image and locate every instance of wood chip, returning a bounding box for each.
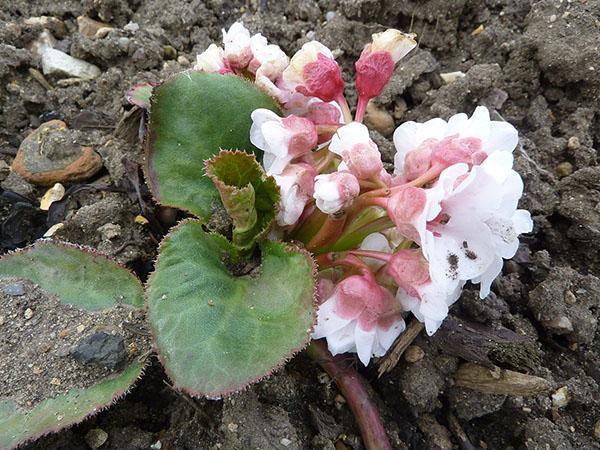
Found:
[377,319,424,377]
[453,362,552,396]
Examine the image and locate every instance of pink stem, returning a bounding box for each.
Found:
[306,340,393,450]
[355,95,369,123]
[349,249,393,262]
[336,94,353,124]
[306,213,348,253]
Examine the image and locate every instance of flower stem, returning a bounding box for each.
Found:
[355,95,369,123]
[306,340,393,450]
[336,94,354,124]
[306,213,348,253]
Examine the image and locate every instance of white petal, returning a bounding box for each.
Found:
[330,122,370,155]
[359,232,392,269]
[374,319,405,356]
[312,296,352,339]
[485,120,519,154]
[354,326,376,366]
[472,255,503,299]
[327,322,357,356]
[512,209,533,235]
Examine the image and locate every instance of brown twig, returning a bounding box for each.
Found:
[447,413,477,450]
[377,319,424,377]
[307,340,393,450]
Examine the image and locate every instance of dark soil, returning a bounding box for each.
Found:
[1,0,599,449]
[0,278,150,409]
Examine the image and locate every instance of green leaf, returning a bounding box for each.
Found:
[0,241,143,311]
[146,72,280,220]
[126,82,155,109]
[0,364,142,450]
[146,220,316,397]
[0,242,146,448]
[205,151,279,250]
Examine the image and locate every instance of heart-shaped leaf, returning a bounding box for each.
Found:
[146,220,316,397]
[205,150,279,250]
[146,72,280,220]
[0,242,147,449]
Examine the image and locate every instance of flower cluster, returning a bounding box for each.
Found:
[195,23,532,366]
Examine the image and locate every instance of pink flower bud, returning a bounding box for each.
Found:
[222,22,253,69]
[305,101,342,126]
[283,41,344,102]
[250,109,317,175]
[386,187,427,243]
[313,171,360,214]
[330,122,383,179]
[385,249,430,298]
[431,134,484,168]
[399,138,435,181]
[355,50,395,100]
[355,30,416,118]
[273,163,317,226]
[194,44,232,74]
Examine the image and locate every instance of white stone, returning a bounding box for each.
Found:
[552,386,569,408]
[440,71,466,83]
[41,48,101,80]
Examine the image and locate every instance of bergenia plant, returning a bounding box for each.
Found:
[1,22,532,450]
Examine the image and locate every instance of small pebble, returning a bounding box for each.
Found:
[593,420,600,440]
[163,45,177,60]
[24,308,34,319]
[471,24,485,36]
[117,37,130,50]
[567,136,580,150]
[280,438,292,447]
[77,324,86,333]
[325,11,336,21]
[364,101,395,136]
[40,182,65,210]
[404,345,425,363]
[124,21,140,32]
[549,14,557,22]
[43,223,64,237]
[150,441,162,450]
[50,377,61,385]
[85,428,108,449]
[564,290,577,305]
[0,316,4,326]
[440,71,466,83]
[555,161,573,178]
[227,422,238,432]
[177,55,190,66]
[32,366,43,375]
[552,386,569,408]
[135,215,149,225]
[3,283,25,296]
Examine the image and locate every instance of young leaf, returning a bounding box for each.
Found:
[126,82,155,110]
[0,241,146,449]
[205,151,279,250]
[146,220,316,397]
[146,72,280,220]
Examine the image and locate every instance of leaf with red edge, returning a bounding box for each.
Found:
[146,220,316,397]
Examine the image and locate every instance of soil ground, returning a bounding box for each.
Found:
[1,0,599,449]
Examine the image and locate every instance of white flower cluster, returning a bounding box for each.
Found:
[195,24,532,365]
